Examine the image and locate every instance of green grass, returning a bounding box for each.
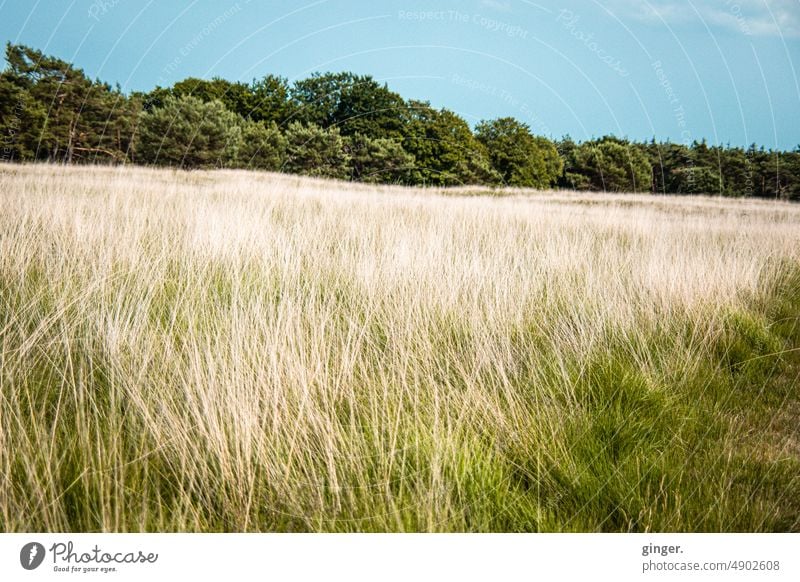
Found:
[2,264,797,531]
[1,164,799,532]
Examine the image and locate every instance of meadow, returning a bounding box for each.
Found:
[1,163,798,532]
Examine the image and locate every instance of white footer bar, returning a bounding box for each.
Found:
[1,533,797,581]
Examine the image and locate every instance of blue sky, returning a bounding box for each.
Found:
[1,0,798,149]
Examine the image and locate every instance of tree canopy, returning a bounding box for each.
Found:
[284,121,350,179]
[290,72,407,139]
[563,138,653,193]
[137,95,240,169]
[402,101,500,186]
[1,43,138,164]
[476,117,563,188]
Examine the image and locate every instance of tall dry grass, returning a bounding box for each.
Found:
[1,163,799,532]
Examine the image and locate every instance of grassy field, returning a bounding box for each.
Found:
[1,163,799,532]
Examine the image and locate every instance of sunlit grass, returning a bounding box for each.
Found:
[1,163,799,532]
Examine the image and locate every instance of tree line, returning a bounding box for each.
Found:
[1,43,799,199]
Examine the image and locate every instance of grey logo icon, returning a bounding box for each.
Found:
[20,542,46,570]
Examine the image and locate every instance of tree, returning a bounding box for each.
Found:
[669,166,723,194]
[556,135,589,190]
[284,121,350,179]
[2,43,138,163]
[748,147,800,201]
[291,72,407,139]
[641,140,693,194]
[476,117,562,188]
[535,136,564,189]
[780,149,800,201]
[150,78,249,116]
[346,134,415,184]
[401,101,500,186]
[4,42,800,197]
[571,138,652,193]
[145,74,295,126]
[136,95,241,169]
[250,75,294,125]
[0,72,45,161]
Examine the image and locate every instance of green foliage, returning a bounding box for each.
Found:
[476,117,563,188]
[571,138,653,193]
[136,95,241,169]
[1,43,138,163]
[250,75,294,125]
[346,134,415,184]
[747,146,800,200]
[172,78,251,115]
[781,150,800,201]
[536,136,565,188]
[0,72,45,161]
[2,42,800,195]
[643,140,690,194]
[714,310,783,379]
[145,75,295,126]
[237,120,287,171]
[670,166,723,194]
[402,101,500,186]
[284,121,350,179]
[291,72,406,139]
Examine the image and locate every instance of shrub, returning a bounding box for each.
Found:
[237,120,287,171]
[284,121,350,179]
[346,134,415,184]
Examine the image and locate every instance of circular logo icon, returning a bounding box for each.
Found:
[20,542,46,570]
